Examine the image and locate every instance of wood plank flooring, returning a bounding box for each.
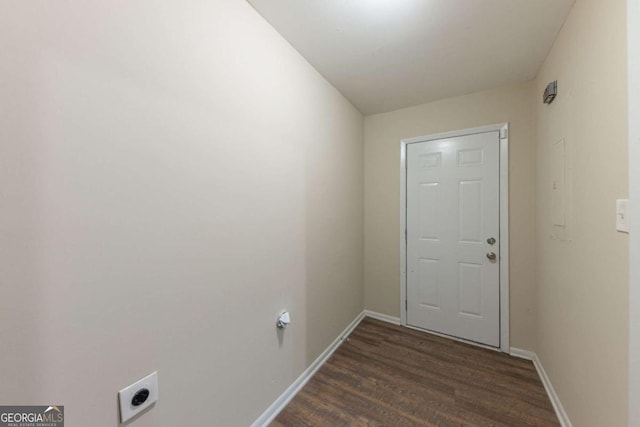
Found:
[271,318,559,427]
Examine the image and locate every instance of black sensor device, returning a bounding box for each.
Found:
[544,80,557,104]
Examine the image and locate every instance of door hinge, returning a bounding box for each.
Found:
[405,299,408,310]
[500,127,508,139]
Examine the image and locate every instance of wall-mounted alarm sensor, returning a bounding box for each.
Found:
[544,80,557,104]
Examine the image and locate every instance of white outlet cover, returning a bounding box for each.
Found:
[617,199,630,233]
[118,371,159,423]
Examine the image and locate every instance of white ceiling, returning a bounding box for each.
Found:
[247,0,575,115]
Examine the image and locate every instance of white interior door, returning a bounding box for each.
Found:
[406,131,500,347]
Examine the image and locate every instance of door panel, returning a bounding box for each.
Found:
[419,183,440,239]
[459,179,483,243]
[418,258,440,308]
[458,262,483,317]
[406,131,500,347]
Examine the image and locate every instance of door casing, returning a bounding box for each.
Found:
[400,123,510,353]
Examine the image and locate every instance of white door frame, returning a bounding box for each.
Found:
[628,0,639,425]
[400,123,510,353]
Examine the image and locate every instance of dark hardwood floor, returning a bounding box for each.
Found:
[271,317,559,427]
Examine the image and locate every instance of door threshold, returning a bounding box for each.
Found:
[403,323,503,353]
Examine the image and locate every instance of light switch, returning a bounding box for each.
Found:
[616,199,629,233]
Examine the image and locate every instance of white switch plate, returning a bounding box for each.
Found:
[118,371,159,423]
[616,199,630,233]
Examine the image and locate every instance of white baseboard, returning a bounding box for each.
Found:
[251,311,366,427]
[509,347,536,361]
[510,347,572,427]
[363,310,401,325]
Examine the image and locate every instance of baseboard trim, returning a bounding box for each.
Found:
[363,310,401,325]
[509,347,535,361]
[510,347,572,427]
[251,311,366,427]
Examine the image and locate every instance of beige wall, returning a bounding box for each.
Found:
[535,0,629,425]
[364,81,537,350]
[628,0,640,424]
[0,0,363,425]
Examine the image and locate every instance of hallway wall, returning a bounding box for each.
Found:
[534,0,629,425]
[0,1,364,425]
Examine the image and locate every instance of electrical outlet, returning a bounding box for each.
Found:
[118,372,159,423]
